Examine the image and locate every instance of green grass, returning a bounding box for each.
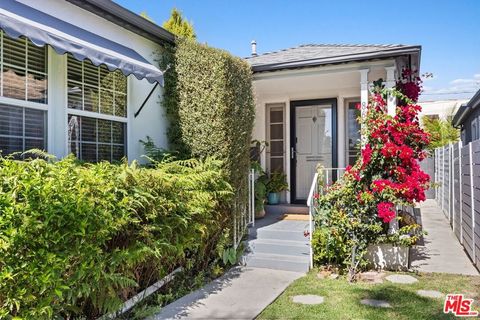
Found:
[258,270,480,320]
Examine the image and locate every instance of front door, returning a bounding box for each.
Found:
[291,99,337,203]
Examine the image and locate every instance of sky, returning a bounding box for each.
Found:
[115,0,480,102]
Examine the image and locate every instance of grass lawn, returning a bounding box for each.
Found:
[258,270,480,320]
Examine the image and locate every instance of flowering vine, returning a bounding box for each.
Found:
[312,69,430,273]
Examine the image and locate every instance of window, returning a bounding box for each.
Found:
[346,100,361,165]
[266,103,285,173]
[472,117,479,142]
[0,32,48,156]
[67,54,127,161]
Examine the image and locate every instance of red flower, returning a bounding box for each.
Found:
[361,144,373,167]
[377,202,396,223]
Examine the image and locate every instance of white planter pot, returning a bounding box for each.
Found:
[365,244,410,271]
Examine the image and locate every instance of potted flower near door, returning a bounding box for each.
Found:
[267,172,289,205]
[254,173,269,218]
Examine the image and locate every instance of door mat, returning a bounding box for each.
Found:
[278,214,310,221]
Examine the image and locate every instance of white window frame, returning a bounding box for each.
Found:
[0,32,49,154]
[266,103,286,174]
[345,97,361,166]
[65,56,128,161]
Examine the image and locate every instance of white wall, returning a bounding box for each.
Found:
[418,100,467,121]
[17,0,168,162]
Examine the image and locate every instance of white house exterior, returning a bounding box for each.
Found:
[0,0,173,162]
[247,44,421,204]
[418,99,467,121]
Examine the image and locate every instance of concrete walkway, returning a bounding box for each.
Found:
[151,206,308,319]
[411,199,479,275]
[149,266,302,319]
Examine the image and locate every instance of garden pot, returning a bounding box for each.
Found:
[255,208,266,219]
[267,192,280,205]
[365,243,410,271]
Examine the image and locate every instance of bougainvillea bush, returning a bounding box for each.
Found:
[312,70,430,273]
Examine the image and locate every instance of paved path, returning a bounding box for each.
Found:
[149,266,302,319]
[151,206,308,319]
[410,199,479,275]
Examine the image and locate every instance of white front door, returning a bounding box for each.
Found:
[293,102,334,201]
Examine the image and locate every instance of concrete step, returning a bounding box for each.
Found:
[245,253,309,273]
[253,229,307,242]
[248,240,309,257]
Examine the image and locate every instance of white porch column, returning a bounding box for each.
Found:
[359,68,370,146]
[385,66,396,116]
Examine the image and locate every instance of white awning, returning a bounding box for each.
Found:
[0,0,164,84]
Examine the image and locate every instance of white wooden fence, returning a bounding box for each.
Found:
[435,141,480,269]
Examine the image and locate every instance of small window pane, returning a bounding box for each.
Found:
[84,85,99,112]
[25,108,45,137]
[3,67,26,100]
[0,105,23,136]
[0,136,23,156]
[68,81,83,110]
[81,117,96,142]
[67,56,83,82]
[84,62,99,87]
[115,93,127,117]
[3,36,26,67]
[270,124,283,140]
[112,121,124,144]
[81,143,97,162]
[27,72,48,103]
[270,141,284,156]
[113,145,125,161]
[25,138,44,150]
[270,110,283,123]
[98,144,111,161]
[98,119,111,143]
[27,42,47,73]
[270,158,284,173]
[100,89,114,115]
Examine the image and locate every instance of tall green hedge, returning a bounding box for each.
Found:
[160,39,255,226]
[0,156,231,319]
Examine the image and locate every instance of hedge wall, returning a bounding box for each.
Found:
[160,39,255,228]
[0,156,231,319]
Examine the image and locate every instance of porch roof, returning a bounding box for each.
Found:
[246,44,421,73]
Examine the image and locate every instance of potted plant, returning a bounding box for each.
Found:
[266,172,288,205]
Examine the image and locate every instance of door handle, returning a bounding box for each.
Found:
[291,147,295,159]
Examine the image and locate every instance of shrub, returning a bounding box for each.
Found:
[159,38,255,241]
[0,156,231,318]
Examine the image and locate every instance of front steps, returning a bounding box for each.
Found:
[244,206,310,273]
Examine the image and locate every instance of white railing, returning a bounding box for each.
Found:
[306,167,347,269]
[233,168,255,249]
[307,173,319,269]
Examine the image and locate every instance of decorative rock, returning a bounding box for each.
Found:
[292,295,325,305]
[357,271,385,284]
[317,270,331,279]
[417,290,443,298]
[385,274,418,284]
[360,299,392,308]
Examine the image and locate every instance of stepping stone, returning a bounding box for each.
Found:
[357,271,385,284]
[292,295,324,305]
[385,274,418,284]
[360,299,392,308]
[417,290,443,298]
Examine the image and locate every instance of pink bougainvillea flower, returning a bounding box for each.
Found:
[377,202,396,223]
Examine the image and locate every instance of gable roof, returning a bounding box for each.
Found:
[246,44,421,72]
[66,0,175,45]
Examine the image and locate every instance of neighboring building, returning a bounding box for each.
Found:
[0,0,174,162]
[452,89,480,145]
[418,99,467,121]
[246,43,421,204]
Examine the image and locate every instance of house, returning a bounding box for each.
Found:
[0,0,173,162]
[452,88,480,144]
[418,99,467,121]
[247,43,421,204]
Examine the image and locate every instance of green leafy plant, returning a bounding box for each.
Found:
[267,172,289,193]
[422,115,459,150]
[0,155,232,318]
